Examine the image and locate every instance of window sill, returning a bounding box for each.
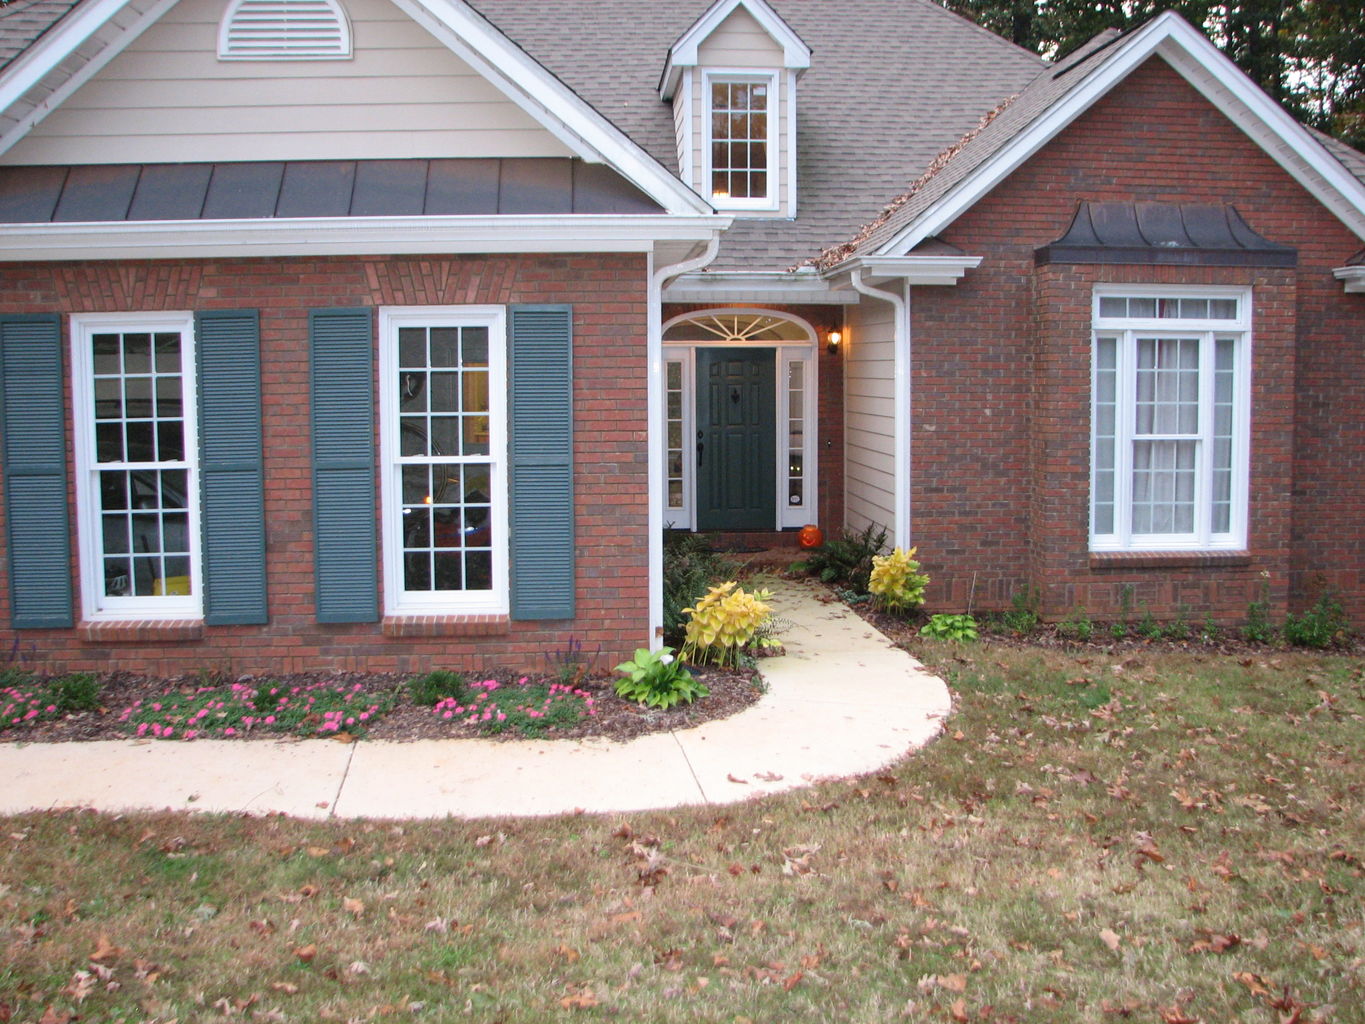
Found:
[79,619,205,643]
[1089,551,1252,571]
[382,614,510,638]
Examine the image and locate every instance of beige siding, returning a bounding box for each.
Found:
[688,7,789,217]
[844,297,898,533]
[2,0,572,165]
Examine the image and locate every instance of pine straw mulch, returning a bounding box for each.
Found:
[0,665,764,746]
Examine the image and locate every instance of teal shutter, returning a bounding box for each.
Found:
[196,310,267,625]
[0,315,72,628]
[509,304,574,620]
[310,308,378,623]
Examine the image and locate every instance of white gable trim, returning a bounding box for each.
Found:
[1334,265,1365,293]
[660,0,809,100]
[875,11,1365,257]
[0,0,179,157]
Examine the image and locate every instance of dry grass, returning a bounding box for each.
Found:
[1,642,1362,1023]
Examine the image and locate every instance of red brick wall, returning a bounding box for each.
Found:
[911,56,1365,623]
[0,253,653,676]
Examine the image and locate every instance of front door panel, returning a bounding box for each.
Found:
[696,347,776,530]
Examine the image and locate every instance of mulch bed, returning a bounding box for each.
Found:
[0,666,764,745]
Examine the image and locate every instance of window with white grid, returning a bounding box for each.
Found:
[1091,289,1250,551]
[379,308,508,615]
[72,313,200,619]
[706,72,776,209]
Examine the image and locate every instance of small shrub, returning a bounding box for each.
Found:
[432,678,594,738]
[868,547,930,615]
[663,533,736,645]
[1201,614,1220,642]
[1243,599,1275,644]
[1003,586,1040,635]
[801,523,886,593]
[407,670,469,707]
[546,636,600,687]
[920,613,978,642]
[613,647,709,710]
[1,672,99,733]
[681,581,774,667]
[1167,605,1191,642]
[1282,592,1347,649]
[1057,606,1094,643]
[1137,605,1164,640]
[50,672,99,714]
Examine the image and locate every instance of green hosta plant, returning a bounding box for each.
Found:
[868,547,930,614]
[680,581,774,667]
[613,647,709,710]
[919,613,979,642]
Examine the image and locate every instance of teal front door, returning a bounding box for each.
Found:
[696,347,776,530]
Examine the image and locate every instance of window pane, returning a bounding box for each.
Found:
[1099,297,1126,318]
[398,328,425,368]
[123,333,151,373]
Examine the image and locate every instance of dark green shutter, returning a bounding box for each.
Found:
[309,308,378,623]
[196,309,267,625]
[509,304,574,620]
[0,315,72,628]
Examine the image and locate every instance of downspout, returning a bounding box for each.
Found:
[647,235,722,648]
[849,267,912,551]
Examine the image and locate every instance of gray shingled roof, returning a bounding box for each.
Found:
[466,0,1046,271]
[0,0,79,70]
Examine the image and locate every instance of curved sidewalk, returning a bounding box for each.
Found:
[0,579,952,820]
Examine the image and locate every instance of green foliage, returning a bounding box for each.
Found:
[800,523,887,593]
[1,672,100,734]
[1003,585,1040,635]
[1244,598,1275,644]
[407,670,469,707]
[920,613,979,642]
[1282,592,1348,649]
[545,636,600,687]
[1167,605,1192,642]
[613,647,709,710]
[1201,614,1220,642]
[49,673,99,713]
[1137,604,1164,640]
[440,680,593,738]
[119,679,394,739]
[868,547,931,615]
[1057,606,1094,643]
[662,533,736,645]
[680,581,776,667]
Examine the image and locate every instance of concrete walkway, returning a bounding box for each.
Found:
[0,579,952,820]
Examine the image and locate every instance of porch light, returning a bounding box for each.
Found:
[826,329,843,354]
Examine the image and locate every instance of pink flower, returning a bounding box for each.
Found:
[224,727,236,736]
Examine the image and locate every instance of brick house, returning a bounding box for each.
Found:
[0,0,1362,676]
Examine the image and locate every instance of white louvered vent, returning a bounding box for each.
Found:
[218,0,352,61]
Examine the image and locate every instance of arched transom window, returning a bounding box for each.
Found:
[663,312,811,344]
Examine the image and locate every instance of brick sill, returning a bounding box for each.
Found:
[1089,551,1252,571]
[382,614,510,638]
[79,620,205,643]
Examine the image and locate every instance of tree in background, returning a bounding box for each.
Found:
[938,0,1364,148]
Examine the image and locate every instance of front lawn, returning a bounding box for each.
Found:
[1,642,1361,1022]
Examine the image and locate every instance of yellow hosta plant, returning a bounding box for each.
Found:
[680,581,774,667]
[869,546,930,614]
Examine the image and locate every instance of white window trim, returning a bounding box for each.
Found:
[1090,286,1252,552]
[71,311,202,621]
[703,68,780,213]
[378,306,509,617]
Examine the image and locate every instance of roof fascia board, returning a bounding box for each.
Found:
[0,0,136,111]
[875,11,1365,256]
[0,213,733,261]
[828,254,982,287]
[391,0,712,216]
[660,0,810,100]
[1334,265,1365,292]
[0,0,181,158]
[662,269,849,305]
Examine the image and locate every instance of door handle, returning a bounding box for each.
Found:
[696,439,704,467]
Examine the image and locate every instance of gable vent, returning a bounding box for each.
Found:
[219,0,352,61]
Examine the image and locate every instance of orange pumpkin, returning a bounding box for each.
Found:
[798,524,824,549]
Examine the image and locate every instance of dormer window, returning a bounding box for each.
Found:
[708,73,777,208]
[218,0,353,61]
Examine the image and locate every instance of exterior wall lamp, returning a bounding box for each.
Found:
[826,329,843,354]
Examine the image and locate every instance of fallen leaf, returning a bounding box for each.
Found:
[1159,1009,1200,1024]
[755,772,784,782]
[727,774,749,785]
[559,988,599,1009]
[342,897,364,916]
[270,981,299,995]
[782,970,804,991]
[37,1007,73,1024]
[1099,928,1121,952]
[1233,972,1273,998]
[89,934,122,963]
[949,999,970,1022]
[293,944,318,963]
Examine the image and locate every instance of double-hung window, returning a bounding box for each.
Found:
[72,312,200,619]
[1091,289,1250,551]
[379,307,508,615]
[706,71,777,210]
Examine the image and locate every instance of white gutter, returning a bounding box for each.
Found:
[0,215,728,262]
[1333,264,1365,293]
[647,234,722,648]
[849,268,912,551]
